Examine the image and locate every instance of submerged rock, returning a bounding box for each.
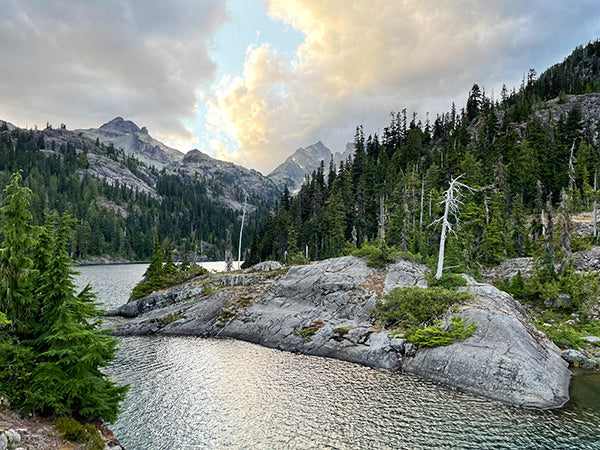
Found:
[111,256,571,409]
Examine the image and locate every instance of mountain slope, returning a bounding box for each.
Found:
[171,149,280,205]
[0,119,273,261]
[268,141,333,192]
[78,117,184,167]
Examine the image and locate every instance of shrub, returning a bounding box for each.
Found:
[543,324,584,349]
[130,266,208,301]
[0,311,10,326]
[406,316,478,347]
[55,417,104,450]
[333,326,351,342]
[294,320,325,341]
[353,242,396,268]
[373,286,474,329]
[426,272,467,289]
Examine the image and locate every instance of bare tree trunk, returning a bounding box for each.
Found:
[237,193,247,270]
[378,195,386,243]
[225,228,233,272]
[420,178,424,228]
[558,189,572,274]
[433,175,475,279]
[435,203,450,279]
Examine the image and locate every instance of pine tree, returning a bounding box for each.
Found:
[27,215,128,421]
[144,236,164,280]
[0,172,36,333]
[163,239,177,275]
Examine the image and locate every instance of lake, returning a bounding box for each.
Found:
[76,264,600,449]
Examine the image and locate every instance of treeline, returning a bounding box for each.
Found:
[245,39,600,271]
[0,124,267,260]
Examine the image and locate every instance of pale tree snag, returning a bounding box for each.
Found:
[431,175,476,279]
[237,193,247,270]
[558,189,572,274]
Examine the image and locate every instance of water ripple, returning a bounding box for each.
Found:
[104,336,600,450]
[76,265,600,450]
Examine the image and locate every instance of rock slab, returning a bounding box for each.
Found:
[402,280,571,408]
[112,256,571,409]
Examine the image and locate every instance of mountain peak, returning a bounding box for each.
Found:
[78,117,184,167]
[268,141,334,191]
[99,116,142,135]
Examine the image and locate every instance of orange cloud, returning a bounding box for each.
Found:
[206,0,597,173]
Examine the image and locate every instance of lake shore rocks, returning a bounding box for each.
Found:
[110,256,571,409]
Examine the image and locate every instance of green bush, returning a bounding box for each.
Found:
[373,286,474,329]
[406,316,478,347]
[130,266,208,301]
[543,324,585,349]
[427,272,467,289]
[55,417,104,450]
[294,320,325,341]
[0,311,10,326]
[353,242,396,268]
[0,336,35,407]
[498,259,600,313]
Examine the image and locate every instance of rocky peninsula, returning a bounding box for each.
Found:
[109,256,571,409]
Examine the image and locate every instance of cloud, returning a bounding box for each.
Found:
[0,0,228,144]
[206,0,600,173]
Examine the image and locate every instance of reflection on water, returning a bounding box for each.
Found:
[76,265,600,450]
[106,337,600,449]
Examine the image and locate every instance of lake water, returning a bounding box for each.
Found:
[75,264,600,449]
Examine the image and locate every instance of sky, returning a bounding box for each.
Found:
[1,1,600,175]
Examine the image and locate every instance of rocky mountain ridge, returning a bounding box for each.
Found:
[77,117,184,168]
[268,141,354,192]
[172,149,280,205]
[77,116,280,205]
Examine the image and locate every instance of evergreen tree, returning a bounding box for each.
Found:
[0,172,36,333]
[26,215,128,421]
[144,236,164,280]
[163,239,177,275]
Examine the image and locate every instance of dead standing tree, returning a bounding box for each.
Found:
[431,175,476,279]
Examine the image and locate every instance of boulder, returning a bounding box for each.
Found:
[562,349,599,369]
[572,246,600,272]
[483,257,534,281]
[402,280,571,409]
[113,256,573,409]
[0,433,7,450]
[544,294,573,309]
[6,429,20,445]
[583,336,600,345]
[251,261,283,272]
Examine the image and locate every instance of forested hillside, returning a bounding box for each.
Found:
[245,40,600,272]
[0,123,270,261]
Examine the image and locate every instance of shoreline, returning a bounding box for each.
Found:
[108,256,571,409]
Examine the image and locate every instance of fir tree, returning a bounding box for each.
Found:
[0,172,36,333]
[26,215,128,421]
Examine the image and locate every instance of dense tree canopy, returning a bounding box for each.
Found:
[0,127,267,262]
[245,39,600,274]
